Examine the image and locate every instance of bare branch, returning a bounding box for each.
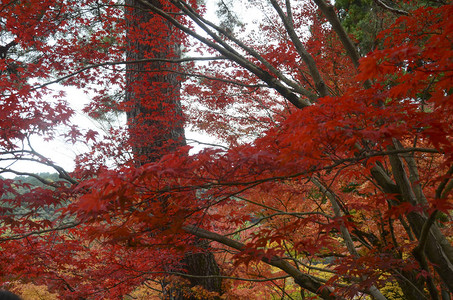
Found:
[186,139,229,150]
[373,0,409,16]
[152,147,439,194]
[0,168,60,188]
[312,0,361,69]
[0,147,77,185]
[233,195,334,219]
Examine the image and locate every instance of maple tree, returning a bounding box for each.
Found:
[0,0,452,299]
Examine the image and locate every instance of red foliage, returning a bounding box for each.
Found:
[0,0,452,299]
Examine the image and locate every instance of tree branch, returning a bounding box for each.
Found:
[174,0,315,100]
[183,225,341,299]
[0,222,81,242]
[135,0,314,108]
[312,178,387,300]
[435,164,453,199]
[0,168,60,188]
[146,271,292,283]
[32,56,226,91]
[312,0,361,69]
[269,0,329,98]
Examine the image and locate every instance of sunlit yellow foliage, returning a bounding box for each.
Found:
[12,282,59,300]
[380,280,405,299]
[126,281,161,300]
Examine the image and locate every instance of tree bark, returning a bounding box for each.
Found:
[125,0,185,163]
[125,0,222,298]
[386,152,453,293]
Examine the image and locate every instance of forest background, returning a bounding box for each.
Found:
[0,0,452,299]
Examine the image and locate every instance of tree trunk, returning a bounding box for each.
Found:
[125,0,222,298]
[372,159,453,293]
[125,0,185,162]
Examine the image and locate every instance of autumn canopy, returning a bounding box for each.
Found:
[0,0,452,299]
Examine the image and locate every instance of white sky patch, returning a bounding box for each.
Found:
[0,87,92,178]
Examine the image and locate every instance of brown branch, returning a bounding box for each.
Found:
[269,0,329,98]
[0,40,17,59]
[415,210,439,255]
[26,139,78,185]
[174,0,315,101]
[233,195,334,219]
[136,0,314,108]
[392,140,428,205]
[0,168,60,188]
[31,56,226,91]
[312,178,387,300]
[166,69,268,88]
[151,147,439,194]
[435,164,453,199]
[0,146,77,185]
[412,163,452,299]
[146,271,291,283]
[0,222,81,242]
[311,0,372,89]
[183,225,341,299]
[312,0,361,69]
[412,218,440,300]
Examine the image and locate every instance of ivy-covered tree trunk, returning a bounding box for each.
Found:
[125,0,222,298]
[125,0,185,161]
